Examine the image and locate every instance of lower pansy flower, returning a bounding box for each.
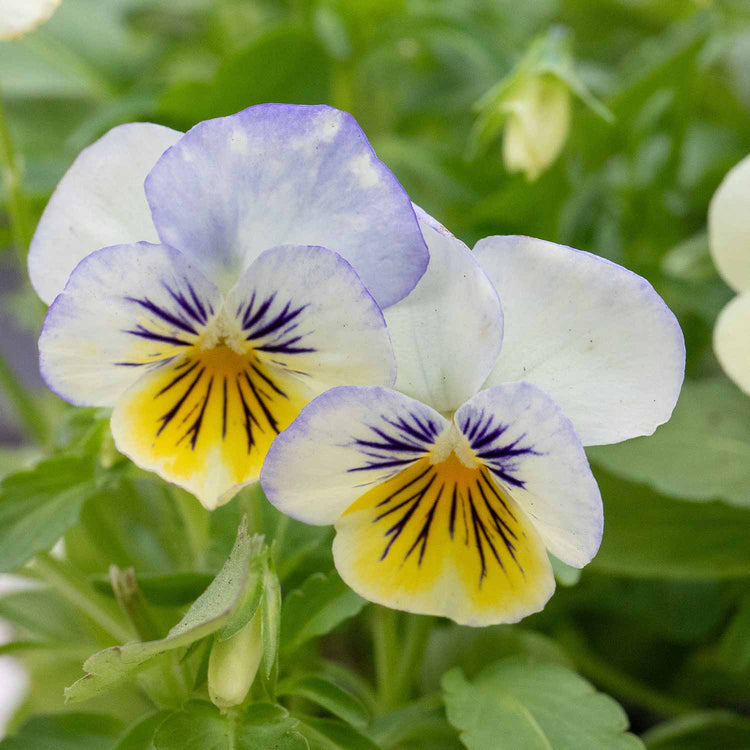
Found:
[32,104,428,509]
[261,209,685,625]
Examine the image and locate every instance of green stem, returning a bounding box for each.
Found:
[0,351,49,446]
[391,615,434,707]
[34,552,133,644]
[559,628,699,718]
[371,606,400,711]
[0,91,33,259]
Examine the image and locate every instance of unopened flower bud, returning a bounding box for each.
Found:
[501,74,571,182]
[208,611,263,709]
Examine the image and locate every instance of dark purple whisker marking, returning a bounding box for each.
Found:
[459,411,542,490]
[347,412,437,474]
[237,290,316,359]
[369,459,525,586]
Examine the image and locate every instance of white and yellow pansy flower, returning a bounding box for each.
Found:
[31,104,428,509]
[708,153,750,396]
[261,210,685,626]
[0,0,60,40]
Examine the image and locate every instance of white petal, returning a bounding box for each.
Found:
[0,0,59,40]
[261,386,448,525]
[384,207,503,413]
[39,243,221,407]
[28,123,182,304]
[714,291,750,396]
[708,154,750,293]
[476,235,685,446]
[455,383,603,567]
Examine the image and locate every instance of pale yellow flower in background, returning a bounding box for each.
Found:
[501,74,571,181]
[0,0,60,40]
[708,153,750,395]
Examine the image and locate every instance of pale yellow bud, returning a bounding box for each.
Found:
[501,75,571,181]
[0,0,61,41]
[208,611,263,709]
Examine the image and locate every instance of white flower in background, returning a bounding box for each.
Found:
[0,0,60,40]
[30,104,428,509]
[708,154,750,396]
[261,209,685,626]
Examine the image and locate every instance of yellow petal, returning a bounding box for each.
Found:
[333,454,555,626]
[111,344,309,509]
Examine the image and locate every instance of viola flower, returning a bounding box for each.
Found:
[0,0,60,40]
[30,104,428,509]
[261,209,685,625]
[708,153,750,396]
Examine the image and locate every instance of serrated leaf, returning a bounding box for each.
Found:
[442,659,643,750]
[0,456,99,572]
[590,467,750,579]
[281,572,366,654]
[66,520,255,702]
[278,676,370,729]
[152,701,309,750]
[0,712,123,749]
[588,380,750,507]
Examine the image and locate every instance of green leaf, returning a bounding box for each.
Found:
[643,711,750,749]
[278,676,370,729]
[590,468,750,579]
[0,456,100,572]
[0,713,123,749]
[281,572,366,655]
[152,701,309,750]
[112,712,171,750]
[158,26,330,126]
[588,380,750,507]
[718,595,750,674]
[442,659,643,750]
[66,519,256,702]
[296,716,380,750]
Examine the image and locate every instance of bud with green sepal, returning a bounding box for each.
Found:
[469,26,613,181]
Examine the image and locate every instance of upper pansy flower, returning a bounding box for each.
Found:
[31,104,428,509]
[261,209,685,626]
[708,153,750,396]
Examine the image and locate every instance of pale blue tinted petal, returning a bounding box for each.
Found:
[145,104,428,307]
[39,243,220,406]
[261,385,448,525]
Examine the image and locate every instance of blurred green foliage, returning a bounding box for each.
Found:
[3,0,750,748]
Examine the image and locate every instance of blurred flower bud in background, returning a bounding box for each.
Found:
[501,73,571,181]
[0,0,60,41]
[470,26,612,182]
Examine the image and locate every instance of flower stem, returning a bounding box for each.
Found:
[390,614,434,707]
[34,552,133,644]
[371,606,400,711]
[0,90,33,260]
